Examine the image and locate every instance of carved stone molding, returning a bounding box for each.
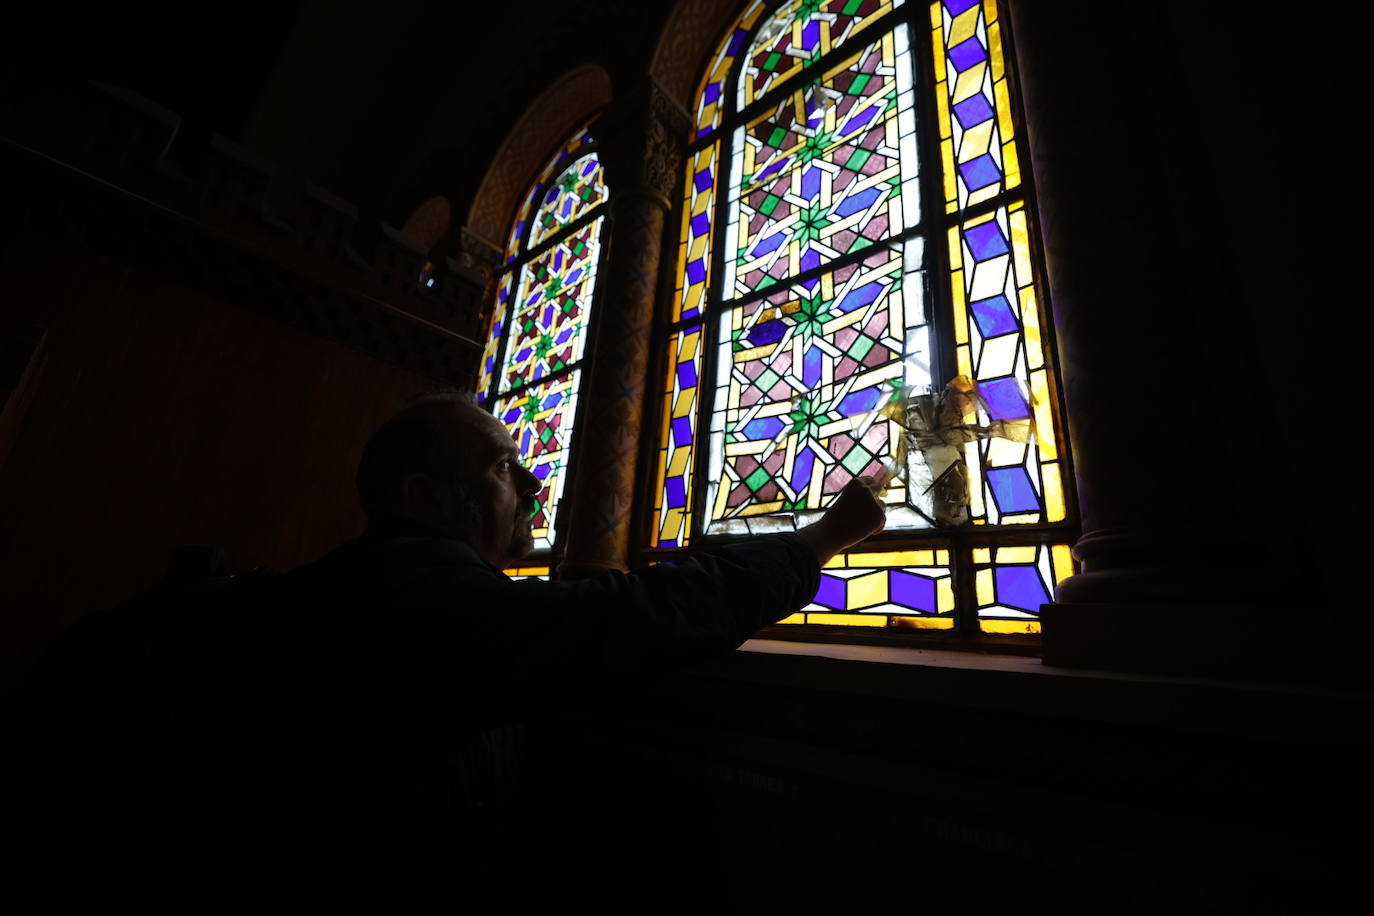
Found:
[465,65,613,246]
[649,0,744,114]
[595,78,692,212]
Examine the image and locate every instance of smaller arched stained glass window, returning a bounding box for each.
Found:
[479,128,607,553]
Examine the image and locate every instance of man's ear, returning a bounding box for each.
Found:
[398,472,440,515]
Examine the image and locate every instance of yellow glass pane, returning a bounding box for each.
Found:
[986,13,1004,81]
[848,550,926,566]
[892,615,955,630]
[1052,544,1075,583]
[957,344,972,378]
[1010,209,1033,290]
[937,576,954,612]
[822,555,847,569]
[848,571,889,609]
[975,568,994,605]
[973,547,991,563]
[935,549,950,564]
[1000,140,1021,191]
[948,4,980,45]
[806,613,889,627]
[982,619,1041,635]
[995,545,1037,564]
[1042,462,1066,522]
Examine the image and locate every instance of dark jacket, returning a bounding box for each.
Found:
[206,524,821,913]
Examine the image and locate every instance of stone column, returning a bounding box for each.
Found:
[1005,0,1333,679]
[558,80,690,579]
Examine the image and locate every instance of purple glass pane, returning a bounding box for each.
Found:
[958,154,1002,191]
[889,570,937,613]
[672,416,693,447]
[979,377,1030,420]
[970,295,1018,337]
[986,466,1040,513]
[995,566,1049,612]
[952,94,994,129]
[814,574,846,610]
[948,37,988,72]
[964,221,1009,261]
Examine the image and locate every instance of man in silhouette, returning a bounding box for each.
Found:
[213,391,887,911]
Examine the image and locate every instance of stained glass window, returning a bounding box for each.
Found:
[480,128,607,553]
[651,0,1075,636]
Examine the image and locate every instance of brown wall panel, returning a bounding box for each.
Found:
[0,247,437,678]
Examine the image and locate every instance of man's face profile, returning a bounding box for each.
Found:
[436,407,542,569]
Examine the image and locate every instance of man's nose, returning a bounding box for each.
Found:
[518,463,541,495]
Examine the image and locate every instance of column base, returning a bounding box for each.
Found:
[1040,601,1350,686]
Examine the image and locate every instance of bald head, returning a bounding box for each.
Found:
[356,392,542,567]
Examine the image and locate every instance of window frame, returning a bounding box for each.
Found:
[481,131,613,562]
[639,0,1078,646]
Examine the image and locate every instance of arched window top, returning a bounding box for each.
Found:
[480,124,610,555]
[530,152,607,248]
[503,128,598,263]
[739,0,902,109]
[692,0,903,139]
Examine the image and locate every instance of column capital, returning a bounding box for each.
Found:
[595,78,692,212]
[454,226,502,291]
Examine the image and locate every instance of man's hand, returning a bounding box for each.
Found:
[798,475,888,566]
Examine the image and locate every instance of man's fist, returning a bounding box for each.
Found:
[799,476,889,565]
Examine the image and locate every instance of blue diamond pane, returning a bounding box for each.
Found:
[959,154,1002,191]
[970,294,1018,338]
[814,574,846,610]
[986,466,1040,513]
[802,19,820,51]
[665,476,687,509]
[690,212,710,238]
[889,571,937,613]
[790,446,815,493]
[803,345,822,387]
[948,37,988,72]
[750,232,787,258]
[838,386,880,416]
[694,168,713,192]
[799,248,821,272]
[840,103,880,137]
[747,320,787,346]
[833,185,881,218]
[676,358,698,391]
[995,566,1049,613]
[952,93,995,129]
[801,165,821,200]
[945,0,981,15]
[742,416,785,440]
[964,220,1009,261]
[671,416,693,447]
[533,462,552,480]
[979,377,1030,420]
[837,280,883,313]
[686,258,706,285]
[703,82,721,105]
[726,28,748,56]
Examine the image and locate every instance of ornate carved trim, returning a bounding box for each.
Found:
[596,78,691,212]
[465,65,613,246]
[649,0,745,114]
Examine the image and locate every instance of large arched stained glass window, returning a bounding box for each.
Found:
[479,128,608,554]
[650,0,1075,635]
